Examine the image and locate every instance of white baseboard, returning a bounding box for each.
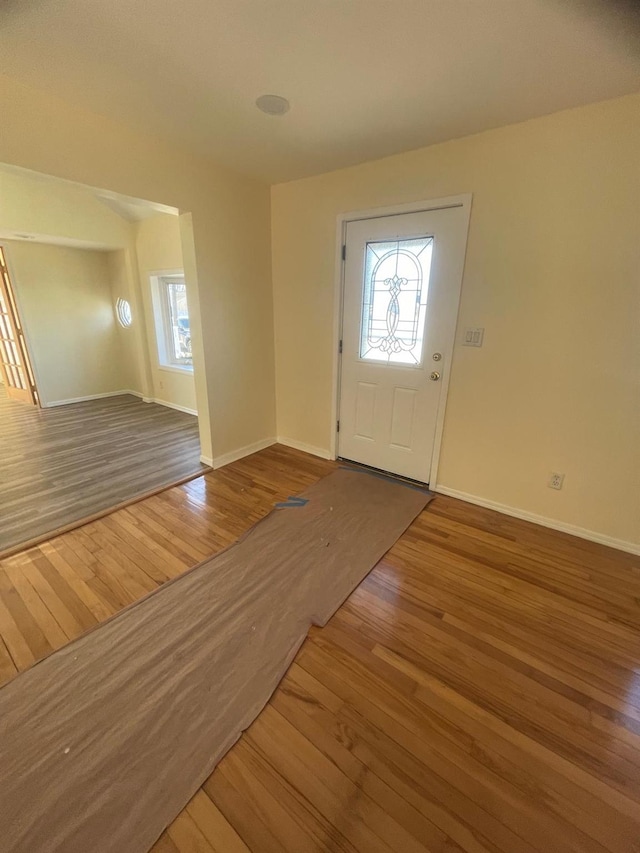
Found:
[212,437,277,469]
[42,390,198,417]
[146,397,197,416]
[434,485,640,556]
[43,390,142,407]
[209,434,331,469]
[276,436,333,460]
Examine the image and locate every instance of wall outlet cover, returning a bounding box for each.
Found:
[549,472,565,490]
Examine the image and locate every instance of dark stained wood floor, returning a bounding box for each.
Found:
[1,444,639,852]
[0,384,205,554]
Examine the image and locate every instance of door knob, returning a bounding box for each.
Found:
[429,371,440,381]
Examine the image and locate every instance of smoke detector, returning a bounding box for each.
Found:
[255,94,290,116]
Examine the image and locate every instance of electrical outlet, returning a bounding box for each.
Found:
[548,472,565,490]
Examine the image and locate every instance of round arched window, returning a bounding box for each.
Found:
[116,298,132,327]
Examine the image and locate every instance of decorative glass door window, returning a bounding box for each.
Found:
[360,237,433,365]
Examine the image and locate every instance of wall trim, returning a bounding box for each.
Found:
[434,485,640,556]
[43,390,198,417]
[211,436,333,469]
[147,397,198,416]
[277,436,333,460]
[212,437,277,469]
[43,390,143,407]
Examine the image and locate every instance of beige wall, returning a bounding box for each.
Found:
[133,214,196,413]
[272,93,640,548]
[5,241,127,404]
[0,166,132,249]
[0,73,276,464]
[106,249,147,395]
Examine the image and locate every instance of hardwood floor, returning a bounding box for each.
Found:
[1,444,639,852]
[0,384,205,555]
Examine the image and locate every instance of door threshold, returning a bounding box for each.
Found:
[337,457,429,490]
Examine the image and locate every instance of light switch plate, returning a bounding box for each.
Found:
[463,327,484,347]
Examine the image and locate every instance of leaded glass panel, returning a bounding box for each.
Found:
[360,237,433,365]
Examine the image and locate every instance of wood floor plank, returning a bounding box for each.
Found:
[296,639,533,853]
[35,542,114,623]
[55,534,98,581]
[297,632,639,853]
[166,811,216,853]
[86,570,133,612]
[292,685,537,853]
[148,833,180,853]
[84,519,173,587]
[0,629,19,681]
[0,588,38,670]
[337,588,640,776]
[2,561,68,649]
[29,552,98,634]
[270,670,467,853]
[248,704,428,853]
[72,527,158,602]
[356,575,640,733]
[94,514,178,581]
[1,443,639,852]
[0,568,56,660]
[104,511,189,577]
[206,739,362,853]
[18,552,94,639]
[204,744,325,853]
[185,791,251,853]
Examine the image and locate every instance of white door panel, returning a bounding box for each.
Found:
[390,387,416,449]
[338,204,470,482]
[354,381,377,439]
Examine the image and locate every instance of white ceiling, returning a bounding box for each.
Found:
[1,0,638,183]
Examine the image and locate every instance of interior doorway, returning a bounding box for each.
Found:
[337,197,471,484]
[0,163,207,556]
[0,246,38,405]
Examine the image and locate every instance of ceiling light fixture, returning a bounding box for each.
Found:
[256,94,290,116]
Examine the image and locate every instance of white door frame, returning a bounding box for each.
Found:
[330,194,472,486]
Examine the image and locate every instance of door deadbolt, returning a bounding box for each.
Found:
[432,352,442,361]
[429,371,441,381]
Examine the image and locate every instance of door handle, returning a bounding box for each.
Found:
[429,371,440,381]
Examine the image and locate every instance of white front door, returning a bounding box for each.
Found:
[338,202,470,483]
